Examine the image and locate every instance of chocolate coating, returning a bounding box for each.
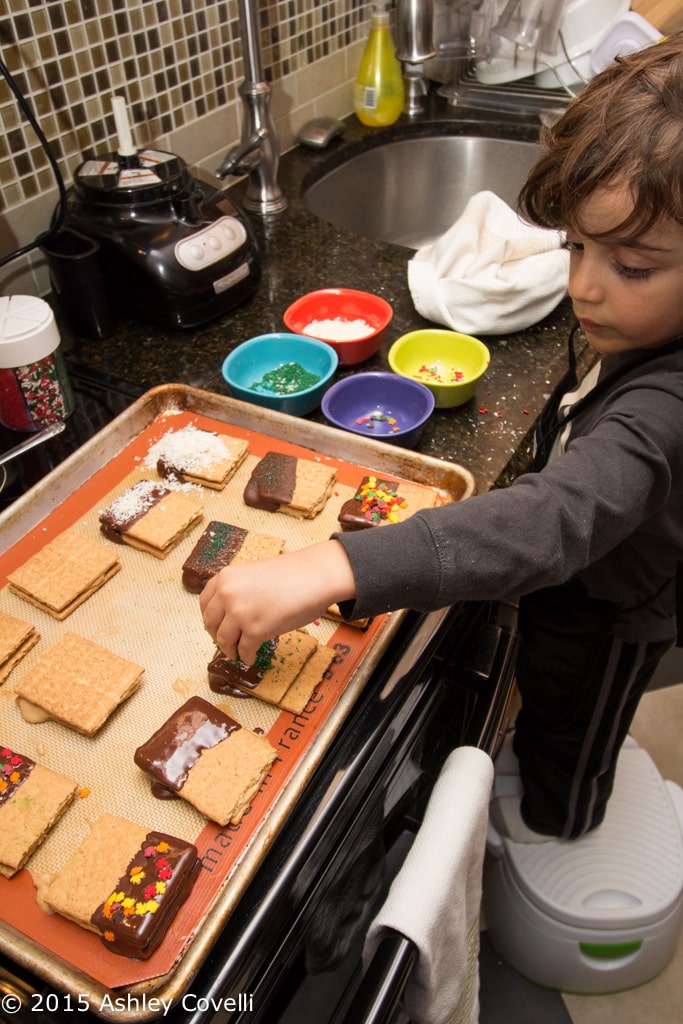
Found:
[99,481,170,542]
[181,521,248,593]
[207,640,277,697]
[90,830,200,959]
[243,451,297,511]
[134,695,241,794]
[0,747,35,807]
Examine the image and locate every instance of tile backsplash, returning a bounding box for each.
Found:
[0,0,371,296]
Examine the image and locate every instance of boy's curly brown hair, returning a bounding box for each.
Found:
[518,34,683,238]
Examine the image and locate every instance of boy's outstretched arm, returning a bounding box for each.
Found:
[199,539,357,665]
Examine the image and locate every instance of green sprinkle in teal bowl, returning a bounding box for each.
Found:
[222,333,338,415]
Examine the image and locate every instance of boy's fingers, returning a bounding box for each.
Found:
[236,636,259,667]
[213,619,240,662]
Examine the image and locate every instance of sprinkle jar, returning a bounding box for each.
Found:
[0,295,74,432]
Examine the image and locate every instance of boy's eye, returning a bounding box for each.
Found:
[611,261,654,281]
[562,239,654,280]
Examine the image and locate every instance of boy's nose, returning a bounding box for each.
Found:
[568,258,604,304]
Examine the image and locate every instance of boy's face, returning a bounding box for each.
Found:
[565,186,683,355]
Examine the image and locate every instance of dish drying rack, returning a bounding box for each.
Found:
[437,63,572,118]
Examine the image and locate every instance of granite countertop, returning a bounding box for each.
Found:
[66,97,582,495]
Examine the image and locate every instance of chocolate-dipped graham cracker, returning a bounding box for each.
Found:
[146,425,249,490]
[134,696,277,826]
[0,746,77,878]
[99,479,203,558]
[244,450,336,519]
[182,520,285,593]
[337,474,439,531]
[208,630,331,713]
[44,812,199,959]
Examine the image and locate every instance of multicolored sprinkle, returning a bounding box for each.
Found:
[100,840,174,940]
[414,363,466,384]
[353,475,408,524]
[355,411,400,433]
[0,746,34,805]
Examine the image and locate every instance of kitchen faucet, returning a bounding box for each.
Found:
[216,0,287,215]
[395,0,437,115]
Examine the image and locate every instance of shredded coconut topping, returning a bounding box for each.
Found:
[103,480,167,524]
[144,425,228,472]
[302,317,374,341]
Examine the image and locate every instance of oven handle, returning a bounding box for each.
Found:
[330,934,417,1024]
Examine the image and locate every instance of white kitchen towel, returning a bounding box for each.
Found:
[363,746,494,1024]
[408,190,569,335]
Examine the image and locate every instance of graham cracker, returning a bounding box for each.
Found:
[14,632,144,736]
[181,520,285,593]
[99,481,204,558]
[278,644,336,715]
[287,458,337,518]
[337,474,439,531]
[0,609,40,683]
[325,603,370,630]
[44,813,148,932]
[181,727,277,825]
[6,530,121,620]
[0,752,77,878]
[244,451,336,519]
[134,696,277,827]
[147,426,249,489]
[45,812,200,959]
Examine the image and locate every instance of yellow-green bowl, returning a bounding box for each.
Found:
[388,329,490,408]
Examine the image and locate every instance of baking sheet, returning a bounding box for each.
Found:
[0,385,475,1019]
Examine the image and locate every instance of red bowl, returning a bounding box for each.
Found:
[283,287,393,366]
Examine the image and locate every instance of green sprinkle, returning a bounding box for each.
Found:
[250,362,321,395]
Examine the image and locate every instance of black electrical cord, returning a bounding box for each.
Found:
[0,52,68,268]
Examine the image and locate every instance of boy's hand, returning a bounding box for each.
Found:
[199,539,357,666]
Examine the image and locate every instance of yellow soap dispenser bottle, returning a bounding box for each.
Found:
[353,2,404,127]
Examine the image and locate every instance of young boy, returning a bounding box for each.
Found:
[201,36,683,841]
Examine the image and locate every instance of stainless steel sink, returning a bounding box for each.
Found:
[302,131,541,249]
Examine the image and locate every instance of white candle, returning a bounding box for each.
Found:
[112,95,136,156]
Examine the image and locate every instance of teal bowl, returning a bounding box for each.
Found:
[222,333,338,415]
[388,329,490,408]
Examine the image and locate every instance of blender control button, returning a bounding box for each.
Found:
[174,216,248,270]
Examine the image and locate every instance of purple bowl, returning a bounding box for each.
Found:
[321,371,435,447]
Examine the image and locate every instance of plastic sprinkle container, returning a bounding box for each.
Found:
[0,295,74,432]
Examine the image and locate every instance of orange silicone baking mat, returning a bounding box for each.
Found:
[0,387,473,1011]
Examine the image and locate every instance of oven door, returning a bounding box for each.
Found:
[0,600,516,1024]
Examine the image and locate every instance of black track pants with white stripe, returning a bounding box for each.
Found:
[512,583,672,839]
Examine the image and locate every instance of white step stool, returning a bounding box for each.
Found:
[483,739,683,994]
